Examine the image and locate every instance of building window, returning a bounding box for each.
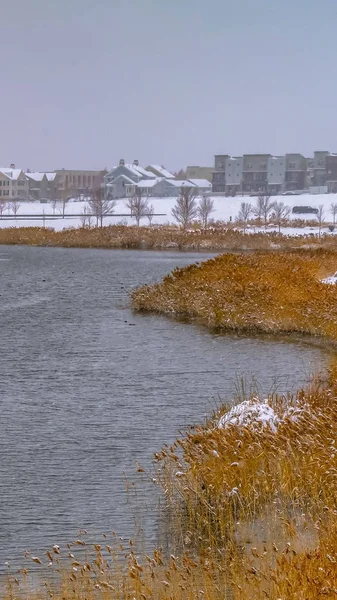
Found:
[260,163,267,169]
[289,162,296,169]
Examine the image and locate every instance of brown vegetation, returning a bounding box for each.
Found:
[132,249,337,341]
[1,224,337,252]
[154,376,337,599]
[4,378,337,599]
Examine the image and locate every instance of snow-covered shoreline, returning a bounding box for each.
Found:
[0,193,337,236]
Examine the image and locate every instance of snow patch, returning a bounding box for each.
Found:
[321,272,337,285]
[219,399,279,433]
[218,399,310,433]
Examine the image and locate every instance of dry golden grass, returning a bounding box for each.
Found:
[4,380,337,599]
[153,376,337,599]
[132,248,337,341]
[1,224,337,252]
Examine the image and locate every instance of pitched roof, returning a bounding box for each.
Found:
[137,178,161,188]
[25,172,46,182]
[147,165,175,179]
[108,163,157,179]
[106,174,136,185]
[166,179,197,187]
[0,168,23,180]
[187,178,212,187]
[25,171,57,182]
[133,165,157,179]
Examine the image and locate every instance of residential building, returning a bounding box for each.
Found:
[187,179,212,195]
[186,166,213,181]
[151,179,196,197]
[0,165,29,200]
[225,157,243,195]
[212,155,228,193]
[326,154,337,192]
[311,151,330,187]
[25,171,59,200]
[242,154,270,194]
[136,179,160,196]
[55,169,105,200]
[211,151,330,195]
[285,154,307,191]
[267,156,286,195]
[145,165,175,179]
[104,160,156,199]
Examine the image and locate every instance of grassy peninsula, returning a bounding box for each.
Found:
[132,249,337,341]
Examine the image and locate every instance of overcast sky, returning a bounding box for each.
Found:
[1,0,336,172]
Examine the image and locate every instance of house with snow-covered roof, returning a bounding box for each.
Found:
[0,164,29,200]
[151,179,197,197]
[25,171,60,201]
[135,178,161,196]
[187,179,212,194]
[104,159,157,199]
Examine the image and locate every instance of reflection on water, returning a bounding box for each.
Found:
[0,245,329,569]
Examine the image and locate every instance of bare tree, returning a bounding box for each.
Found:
[317,204,325,238]
[147,204,155,227]
[330,202,337,224]
[51,198,58,215]
[272,201,291,233]
[87,212,93,229]
[10,200,21,217]
[125,192,149,226]
[80,205,88,228]
[197,196,214,229]
[80,205,93,228]
[253,195,274,228]
[0,198,7,219]
[61,197,69,218]
[171,187,198,229]
[88,187,116,227]
[236,201,252,233]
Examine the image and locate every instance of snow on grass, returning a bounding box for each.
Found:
[219,399,280,433]
[0,193,337,234]
[321,272,337,284]
[218,398,311,433]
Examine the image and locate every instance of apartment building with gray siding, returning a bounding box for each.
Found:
[211,151,331,195]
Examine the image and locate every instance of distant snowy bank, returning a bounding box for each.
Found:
[1,193,337,236]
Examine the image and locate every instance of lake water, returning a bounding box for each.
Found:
[0,245,330,569]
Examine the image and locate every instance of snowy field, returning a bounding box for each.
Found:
[0,193,337,236]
